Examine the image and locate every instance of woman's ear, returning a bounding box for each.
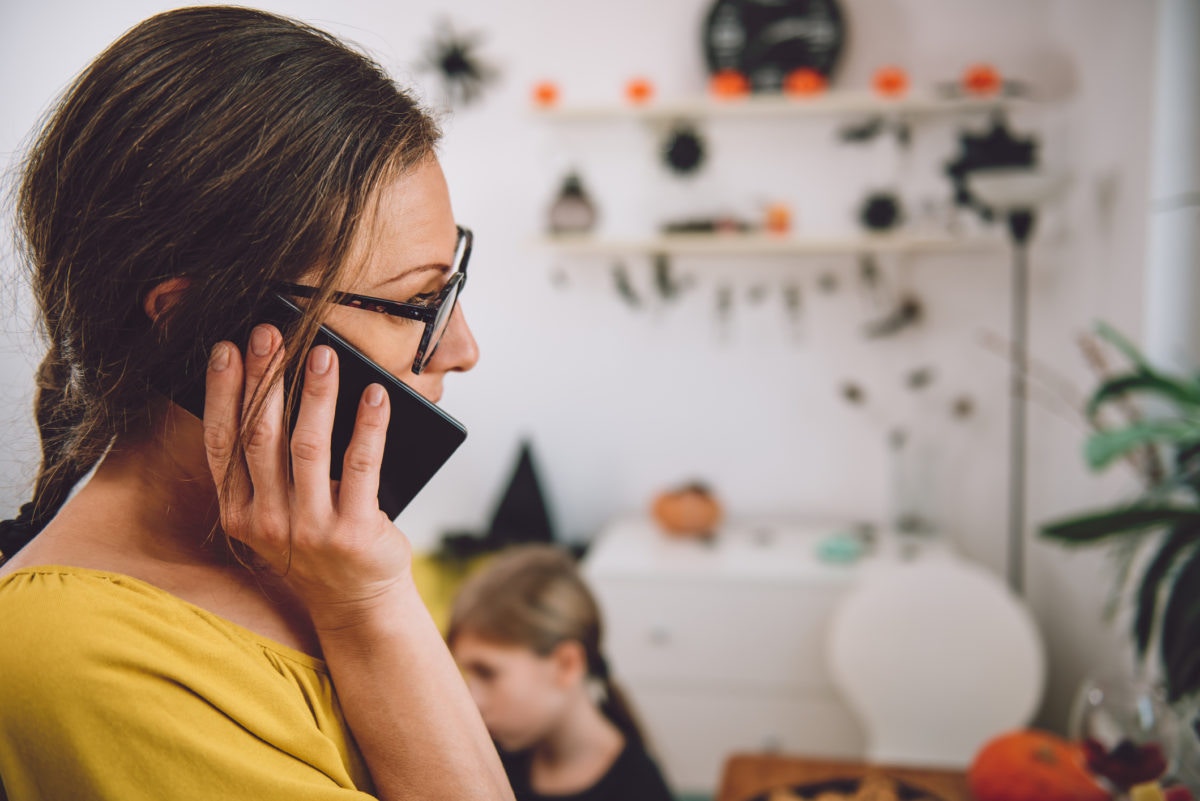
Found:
[142,277,191,324]
[550,640,588,689]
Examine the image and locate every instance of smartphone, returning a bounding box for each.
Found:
[166,293,467,520]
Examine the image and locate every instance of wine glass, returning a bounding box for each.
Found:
[1069,674,1181,796]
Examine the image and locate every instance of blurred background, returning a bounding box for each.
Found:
[3,1,1195,799]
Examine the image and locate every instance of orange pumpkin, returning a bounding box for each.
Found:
[532,81,560,108]
[963,63,1002,96]
[625,77,654,105]
[873,65,909,98]
[651,483,723,538]
[784,68,826,97]
[969,730,1110,801]
[710,69,750,99]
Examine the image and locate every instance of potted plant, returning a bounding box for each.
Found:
[1041,323,1200,782]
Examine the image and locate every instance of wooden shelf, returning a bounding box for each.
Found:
[533,91,1032,123]
[538,232,1004,257]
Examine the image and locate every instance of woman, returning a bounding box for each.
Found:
[0,7,512,800]
[448,546,674,801]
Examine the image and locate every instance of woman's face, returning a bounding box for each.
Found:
[451,631,573,753]
[317,156,479,402]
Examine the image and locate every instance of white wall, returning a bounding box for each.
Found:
[0,0,1155,733]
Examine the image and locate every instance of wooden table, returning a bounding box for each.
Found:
[716,753,973,801]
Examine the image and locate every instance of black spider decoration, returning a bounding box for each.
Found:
[944,113,1038,222]
[417,18,499,108]
[662,124,707,176]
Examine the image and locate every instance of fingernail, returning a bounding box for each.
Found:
[310,346,332,375]
[365,384,385,407]
[209,343,230,372]
[250,326,272,356]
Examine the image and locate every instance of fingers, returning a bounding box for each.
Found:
[203,341,251,511]
[336,384,390,518]
[290,345,338,519]
[241,325,289,506]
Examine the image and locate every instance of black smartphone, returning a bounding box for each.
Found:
[166,293,467,520]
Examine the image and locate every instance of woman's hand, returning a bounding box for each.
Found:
[202,324,412,630]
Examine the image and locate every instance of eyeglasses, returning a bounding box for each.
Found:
[276,225,472,375]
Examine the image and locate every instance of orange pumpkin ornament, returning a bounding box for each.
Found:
[532,80,560,108]
[969,729,1110,801]
[710,69,750,99]
[651,483,723,539]
[784,68,826,97]
[873,65,909,98]
[963,63,1002,96]
[625,77,655,105]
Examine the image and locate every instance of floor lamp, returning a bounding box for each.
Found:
[967,169,1068,596]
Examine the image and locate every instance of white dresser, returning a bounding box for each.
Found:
[582,517,872,795]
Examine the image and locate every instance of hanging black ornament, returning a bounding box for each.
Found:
[944,113,1038,222]
[416,18,499,108]
[859,192,904,232]
[612,262,641,307]
[864,294,923,338]
[653,253,688,301]
[662,124,707,176]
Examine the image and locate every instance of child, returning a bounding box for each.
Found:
[448,545,674,801]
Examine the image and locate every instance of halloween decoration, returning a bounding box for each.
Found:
[783,284,803,325]
[715,284,735,328]
[710,69,751,98]
[864,294,922,338]
[612,263,642,307]
[547,173,598,234]
[652,253,688,301]
[532,80,560,108]
[439,440,556,559]
[651,482,723,539]
[625,77,655,105]
[944,114,1038,222]
[417,18,499,108]
[857,253,882,295]
[906,367,935,391]
[841,382,865,405]
[764,202,791,234]
[703,0,846,92]
[838,115,909,149]
[951,395,976,419]
[662,124,707,176]
[962,63,1002,96]
[872,65,909,98]
[662,215,752,234]
[817,271,839,294]
[858,192,904,232]
[968,730,1109,801]
[783,67,826,97]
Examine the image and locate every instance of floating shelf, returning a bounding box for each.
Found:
[538,232,1004,257]
[533,91,1032,123]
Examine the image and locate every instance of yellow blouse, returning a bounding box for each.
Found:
[0,566,376,800]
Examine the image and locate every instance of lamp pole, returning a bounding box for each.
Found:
[1006,209,1035,596]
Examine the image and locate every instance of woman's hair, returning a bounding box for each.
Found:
[0,6,440,560]
[447,545,649,750]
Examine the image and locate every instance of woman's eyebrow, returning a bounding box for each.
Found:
[372,262,450,291]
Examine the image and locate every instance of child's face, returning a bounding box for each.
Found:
[451,631,573,752]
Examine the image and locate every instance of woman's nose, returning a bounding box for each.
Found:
[426,304,479,374]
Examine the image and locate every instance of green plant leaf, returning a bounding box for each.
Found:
[1133,524,1200,659]
[1088,372,1200,417]
[1086,420,1200,470]
[1041,505,1200,544]
[1160,547,1200,701]
[1096,321,1151,372]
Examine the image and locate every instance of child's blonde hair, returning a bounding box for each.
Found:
[448,545,647,748]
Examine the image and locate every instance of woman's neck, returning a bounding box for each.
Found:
[529,690,625,795]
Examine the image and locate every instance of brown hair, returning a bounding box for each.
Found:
[0,6,440,560]
[447,545,650,750]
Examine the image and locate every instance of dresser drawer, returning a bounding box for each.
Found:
[591,577,847,691]
[623,684,866,794]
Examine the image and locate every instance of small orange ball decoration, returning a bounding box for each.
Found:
[532,81,560,108]
[710,69,750,99]
[784,68,826,97]
[968,729,1109,801]
[872,65,909,98]
[963,63,1002,96]
[764,203,792,234]
[625,77,655,105]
